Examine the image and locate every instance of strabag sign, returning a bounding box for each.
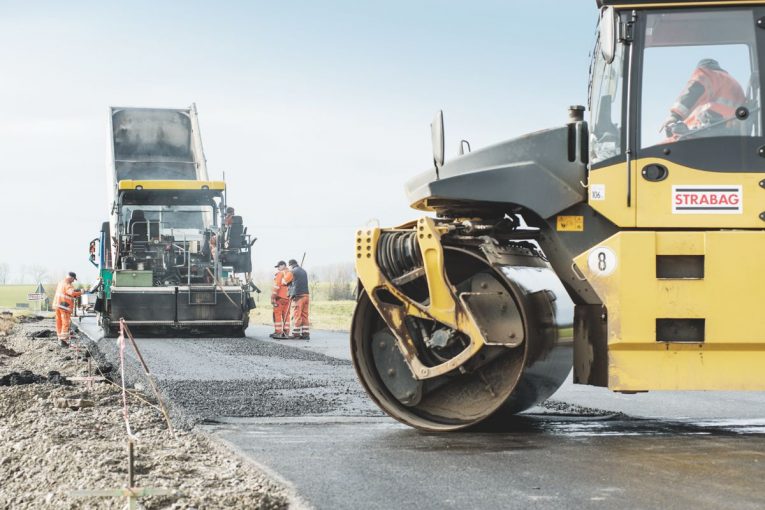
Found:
[672,185,742,214]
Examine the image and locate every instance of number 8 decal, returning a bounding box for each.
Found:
[588,246,617,277]
[598,252,607,271]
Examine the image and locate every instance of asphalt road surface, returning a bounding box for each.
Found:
[79,320,765,509]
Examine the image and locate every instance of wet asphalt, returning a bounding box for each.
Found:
[78,320,765,509]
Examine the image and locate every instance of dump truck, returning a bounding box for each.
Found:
[351,0,765,431]
[91,105,255,337]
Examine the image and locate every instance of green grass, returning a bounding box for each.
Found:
[0,284,57,310]
[250,299,355,332]
[1,283,357,329]
[252,280,354,302]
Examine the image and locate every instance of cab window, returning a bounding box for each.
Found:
[590,35,626,164]
[640,10,761,149]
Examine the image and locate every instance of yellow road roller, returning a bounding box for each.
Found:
[352,0,765,431]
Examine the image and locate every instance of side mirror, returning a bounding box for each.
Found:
[88,238,99,267]
[431,110,445,172]
[600,6,617,64]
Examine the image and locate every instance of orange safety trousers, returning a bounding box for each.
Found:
[55,309,72,341]
[291,295,310,335]
[273,297,290,335]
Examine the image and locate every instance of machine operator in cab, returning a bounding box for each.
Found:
[660,58,746,142]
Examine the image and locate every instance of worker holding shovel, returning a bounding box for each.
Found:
[285,259,310,340]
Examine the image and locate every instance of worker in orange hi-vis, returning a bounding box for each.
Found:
[286,259,310,340]
[53,272,82,347]
[269,261,291,339]
[660,58,746,141]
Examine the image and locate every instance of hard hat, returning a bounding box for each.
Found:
[698,58,721,70]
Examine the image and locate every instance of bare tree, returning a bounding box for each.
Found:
[309,272,320,298]
[325,263,355,301]
[26,264,50,284]
[0,262,9,285]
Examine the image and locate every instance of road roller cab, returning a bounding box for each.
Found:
[352,1,765,431]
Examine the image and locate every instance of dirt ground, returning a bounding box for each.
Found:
[0,315,292,510]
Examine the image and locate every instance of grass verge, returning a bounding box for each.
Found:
[250,299,354,332]
[0,284,56,310]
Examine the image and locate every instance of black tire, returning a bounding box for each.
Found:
[101,317,119,338]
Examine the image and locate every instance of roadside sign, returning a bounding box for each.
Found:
[27,293,45,301]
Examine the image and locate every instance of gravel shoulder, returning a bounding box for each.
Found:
[0,315,292,509]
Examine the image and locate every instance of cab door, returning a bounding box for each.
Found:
[635,7,765,229]
[587,10,636,228]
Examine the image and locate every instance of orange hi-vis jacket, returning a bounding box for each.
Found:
[281,270,294,293]
[273,269,290,300]
[671,66,745,129]
[53,279,82,313]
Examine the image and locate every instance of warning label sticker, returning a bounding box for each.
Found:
[672,185,742,214]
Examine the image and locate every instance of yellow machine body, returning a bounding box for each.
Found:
[588,158,765,228]
[575,231,765,390]
[584,157,765,390]
[117,179,226,192]
[574,2,765,391]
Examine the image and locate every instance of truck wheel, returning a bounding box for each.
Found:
[102,321,119,338]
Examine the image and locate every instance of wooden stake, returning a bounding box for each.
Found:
[70,440,177,507]
[121,321,175,435]
[128,440,135,488]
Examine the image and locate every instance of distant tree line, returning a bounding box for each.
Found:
[320,263,355,301]
[251,262,356,301]
[0,263,54,285]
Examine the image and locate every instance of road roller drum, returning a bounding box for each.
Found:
[352,218,573,431]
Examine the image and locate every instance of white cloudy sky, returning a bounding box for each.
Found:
[0,0,595,283]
